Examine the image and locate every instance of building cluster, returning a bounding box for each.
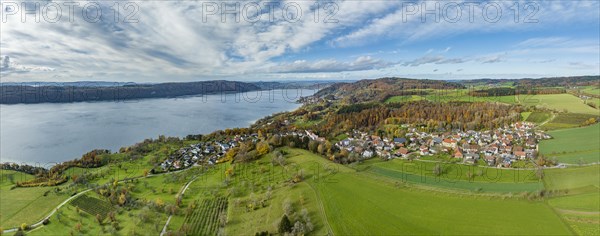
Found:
[158,134,261,171]
[334,122,551,167]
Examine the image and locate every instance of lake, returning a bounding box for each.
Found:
[0,89,315,165]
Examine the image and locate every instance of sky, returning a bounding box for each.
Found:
[0,0,599,82]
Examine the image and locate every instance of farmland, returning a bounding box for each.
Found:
[181,196,228,235]
[540,124,600,164]
[541,113,598,130]
[2,145,599,236]
[69,194,113,218]
[544,165,600,190]
[367,164,544,193]
[581,86,600,96]
[525,111,552,123]
[385,95,425,103]
[315,170,572,235]
[0,180,71,229]
[517,94,598,115]
[548,192,600,235]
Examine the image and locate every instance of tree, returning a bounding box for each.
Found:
[143,169,149,177]
[272,151,286,166]
[20,223,28,231]
[56,210,62,222]
[433,163,443,176]
[282,198,293,216]
[278,215,292,234]
[224,148,238,162]
[118,193,127,206]
[96,214,104,225]
[219,212,227,227]
[308,141,318,153]
[317,144,325,155]
[536,167,545,180]
[155,198,164,208]
[256,141,271,156]
[292,221,306,235]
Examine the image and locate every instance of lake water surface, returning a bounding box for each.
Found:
[1,89,314,165]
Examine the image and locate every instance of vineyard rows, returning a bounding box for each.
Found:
[182,196,228,235]
[69,194,113,218]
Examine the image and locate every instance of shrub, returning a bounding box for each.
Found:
[278,215,292,234]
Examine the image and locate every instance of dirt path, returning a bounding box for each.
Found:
[538,113,556,127]
[160,175,199,236]
[307,181,334,235]
[2,167,194,234]
[556,208,600,216]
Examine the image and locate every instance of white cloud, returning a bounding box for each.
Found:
[0,0,597,82]
[333,1,599,47]
[0,56,55,74]
[403,55,466,66]
[269,56,393,73]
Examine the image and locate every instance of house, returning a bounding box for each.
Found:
[393,137,407,145]
[465,153,478,160]
[442,139,457,149]
[453,149,463,158]
[514,151,526,159]
[419,146,430,156]
[484,156,496,166]
[362,150,374,158]
[397,148,409,157]
[341,139,351,146]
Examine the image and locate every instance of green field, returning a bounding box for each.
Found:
[315,171,571,235]
[4,145,599,235]
[540,124,600,164]
[518,94,599,115]
[549,192,600,212]
[525,111,552,123]
[544,165,600,190]
[581,86,600,96]
[424,89,518,104]
[31,192,170,235]
[385,95,425,103]
[541,113,598,130]
[0,170,72,229]
[363,159,543,193]
[548,192,600,235]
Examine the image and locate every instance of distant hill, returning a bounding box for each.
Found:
[313,77,464,103]
[0,80,260,104]
[458,75,600,87]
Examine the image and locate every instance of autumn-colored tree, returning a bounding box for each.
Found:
[20,223,28,231]
[118,193,127,206]
[155,198,164,208]
[256,141,271,156]
[224,148,238,162]
[225,167,234,177]
[143,169,149,177]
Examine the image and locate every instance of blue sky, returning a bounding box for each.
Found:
[1,0,599,82]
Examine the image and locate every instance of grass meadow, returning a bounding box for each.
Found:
[540,124,600,164]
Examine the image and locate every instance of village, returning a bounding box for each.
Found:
[158,121,553,171]
[332,121,552,168]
